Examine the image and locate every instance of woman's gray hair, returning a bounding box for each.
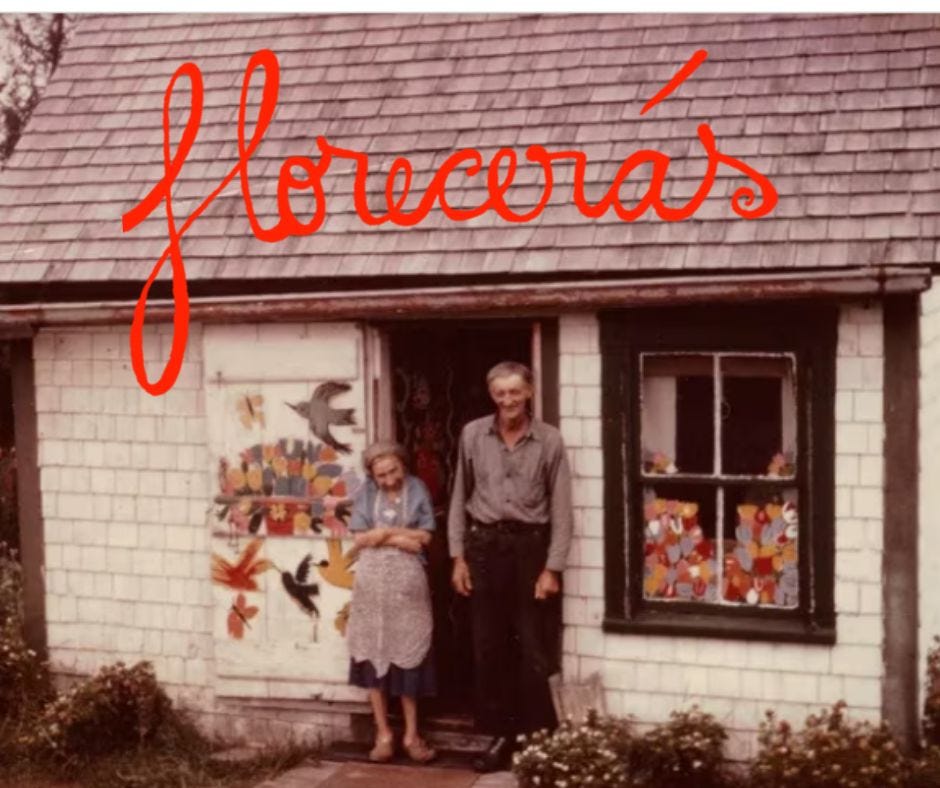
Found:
[362,440,408,474]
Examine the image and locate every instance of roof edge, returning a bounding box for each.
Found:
[0,266,930,336]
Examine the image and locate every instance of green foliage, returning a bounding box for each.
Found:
[628,705,729,788]
[68,723,316,788]
[4,655,316,786]
[513,710,634,788]
[23,661,171,764]
[924,637,940,748]
[0,543,51,723]
[750,701,908,788]
[513,706,731,788]
[908,746,940,788]
[0,15,72,163]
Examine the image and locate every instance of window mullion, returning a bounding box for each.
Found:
[714,354,724,605]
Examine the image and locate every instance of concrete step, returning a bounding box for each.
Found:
[327,740,480,770]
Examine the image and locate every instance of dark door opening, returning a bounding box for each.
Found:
[0,343,17,551]
[388,320,533,717]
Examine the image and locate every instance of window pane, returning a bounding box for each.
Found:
[720,355,797,477]
[642,485,718,603]
[722,487,799,608]
[641,354,714,474]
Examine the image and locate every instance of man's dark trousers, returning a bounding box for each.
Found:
[466,522,560,737]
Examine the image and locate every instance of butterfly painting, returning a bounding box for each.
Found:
[236,394,265,430]
[227,593,259,639]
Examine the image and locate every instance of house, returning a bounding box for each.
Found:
[0,13,938,761]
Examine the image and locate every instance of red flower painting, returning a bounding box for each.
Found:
[211,538,272,591]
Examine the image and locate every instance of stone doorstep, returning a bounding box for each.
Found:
[255,760,516,788]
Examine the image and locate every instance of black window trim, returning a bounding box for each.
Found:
[600,303,837,645]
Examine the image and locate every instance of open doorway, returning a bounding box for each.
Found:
[386,319,535,717]
[1,343,17,551]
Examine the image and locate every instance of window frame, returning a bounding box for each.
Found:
[600,303,837,644]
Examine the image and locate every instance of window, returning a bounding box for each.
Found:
[600,304,837,643]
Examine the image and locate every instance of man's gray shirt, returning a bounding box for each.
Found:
[447,415,574,572]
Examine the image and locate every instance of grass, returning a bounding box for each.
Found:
[0,711,319,788]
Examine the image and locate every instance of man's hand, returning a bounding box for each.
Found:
[452,557,473,596]
[534,569,560,600]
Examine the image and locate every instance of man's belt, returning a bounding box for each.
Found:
[470,519,548,532]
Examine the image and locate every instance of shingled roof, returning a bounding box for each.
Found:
[0,13,938,289]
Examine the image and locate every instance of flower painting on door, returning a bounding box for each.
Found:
[204,323,371,700]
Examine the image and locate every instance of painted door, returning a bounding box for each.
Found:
[204,322,370,701]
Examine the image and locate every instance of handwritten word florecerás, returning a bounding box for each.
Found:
[122,48,778,395]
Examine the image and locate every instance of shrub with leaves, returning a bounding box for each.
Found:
[628,705,728,788]
[512,710,634,788]
[923,636,940,748]
[0,543,51,716]
[909,745,940,788]
[25,660,171,763]
[750,700,907,788]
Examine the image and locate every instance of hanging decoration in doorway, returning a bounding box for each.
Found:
[395,371,453,510]
[286,381,357,454]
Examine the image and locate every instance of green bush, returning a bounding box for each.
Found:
[513,710,634,788]
[513,706,731,788]
[629,705,729,788]
[25,660,171,763]
[0,543,50,717]
[750,701,907,788]
[908,745,940,788]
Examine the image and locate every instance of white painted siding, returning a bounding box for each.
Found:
[35,323,352,744]
[559,304,885,760]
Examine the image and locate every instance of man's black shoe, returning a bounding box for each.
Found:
[472,736,513,773]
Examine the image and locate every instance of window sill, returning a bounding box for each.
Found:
[602,611,836,645]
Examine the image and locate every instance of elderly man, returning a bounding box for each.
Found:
[448,360,573,772]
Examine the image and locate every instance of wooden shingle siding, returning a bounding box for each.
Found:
[0,13,938,285]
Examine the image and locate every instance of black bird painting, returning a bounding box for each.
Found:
[287,381,356,454]
[280,554,321,640]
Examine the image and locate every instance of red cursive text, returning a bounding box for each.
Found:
[123,48,777,395]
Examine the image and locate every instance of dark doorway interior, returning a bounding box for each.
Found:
[389,320,532,717]
[0,344,17,551]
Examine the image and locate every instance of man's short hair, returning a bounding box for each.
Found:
[486,360,534,388]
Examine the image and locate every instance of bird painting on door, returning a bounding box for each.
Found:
[287,382,356,454]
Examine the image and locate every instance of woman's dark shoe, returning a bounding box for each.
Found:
[472,736,513,773]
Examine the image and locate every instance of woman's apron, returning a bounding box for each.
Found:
[346,487,433,678]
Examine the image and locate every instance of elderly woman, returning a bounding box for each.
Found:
[346,441,437,764]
